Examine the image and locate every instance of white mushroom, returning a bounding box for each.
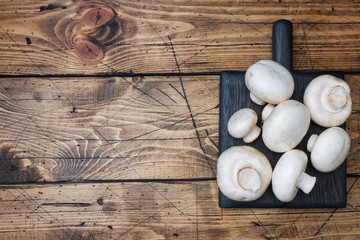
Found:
[261,104,275,122]
[217,146,272,202]
[262,100,310,153]
[307,127,350,172]
[304,74,352,127]
[272,150,316,202]
[245,60,294,105]
[227,108,261,143]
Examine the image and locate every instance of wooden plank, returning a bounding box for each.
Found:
[2,0,360,75]
[0,76,219,182]
[0,74,359,183]
[346,74,360,176]
[0,178,359,239]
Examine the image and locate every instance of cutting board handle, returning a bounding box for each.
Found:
[272,20,292,71]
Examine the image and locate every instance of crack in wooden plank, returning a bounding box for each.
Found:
[205,129,219,150]
[297,5,315,71]
[168,35,215,177]
[156,88,177,103]
[312,176,359,238]
[218,6,271,40]
[249,209,274,240]
[277,210,308,239]
[170,39,216,74]
[0,136,216,143]
[168,83,185,99]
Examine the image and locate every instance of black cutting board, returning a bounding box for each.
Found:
[219,20,346,208]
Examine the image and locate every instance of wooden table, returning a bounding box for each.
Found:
[0,0,359,239]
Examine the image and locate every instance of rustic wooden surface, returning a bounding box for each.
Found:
[2,0,360,75]
[0,178,359,239]
[0,76,219,182]
[1,0,360,239]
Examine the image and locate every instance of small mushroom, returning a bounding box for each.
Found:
[227,108,261,143]
[217,146,272,202]
[262,100,310,153]
[245,60,294,105]
[307,127,350,172]
[272,150,316,202]
[304,74,352,127]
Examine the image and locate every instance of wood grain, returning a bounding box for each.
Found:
[0,74,359,183]
[0,76,219,182]
[345,74,360,176]
[2,0,360,75]
[0,178,359,239]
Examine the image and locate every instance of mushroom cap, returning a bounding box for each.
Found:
[262,100,310,153]
[272,150,308,202]
[217,146,272,202]
[245,60,294,105]
[227,108,257,138]
[304,75,352,127]
[310,127,350,172]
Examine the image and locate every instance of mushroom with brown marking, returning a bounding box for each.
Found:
[262,100,310,153]
[307,127,350,173]
[272,150,316,202]
[304,74,352,127]
[217,146,272,201]
[227,108,261,143]
[245,60,294,105]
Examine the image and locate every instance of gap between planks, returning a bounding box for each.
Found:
[3,72,360,79]
[0,174,358,186]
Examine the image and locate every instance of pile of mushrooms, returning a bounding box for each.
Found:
[217,60,352,203]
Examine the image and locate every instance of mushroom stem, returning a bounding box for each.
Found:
[307,134,318,152]
[250,92,266,105]
[243,126,261,143]
[262,104,275,121]
[321,85,348,113]
[297,172,316,194]
[237,167,261,192]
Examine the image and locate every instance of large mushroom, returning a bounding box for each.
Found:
[217,146,272,202]
[307,127,350,172]
[227,108,261,143]
[262,100,310,153]
[272,150,316,202]
[245,60,294,105]
[304,74,352,127]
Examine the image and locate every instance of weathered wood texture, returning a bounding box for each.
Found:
[0,178,359,239]
[2,0,360,75]
[346,75,360,176]
[0,74,359,183]
[0,75,219,182]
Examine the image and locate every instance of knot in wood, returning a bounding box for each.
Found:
[81,7,114,27]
